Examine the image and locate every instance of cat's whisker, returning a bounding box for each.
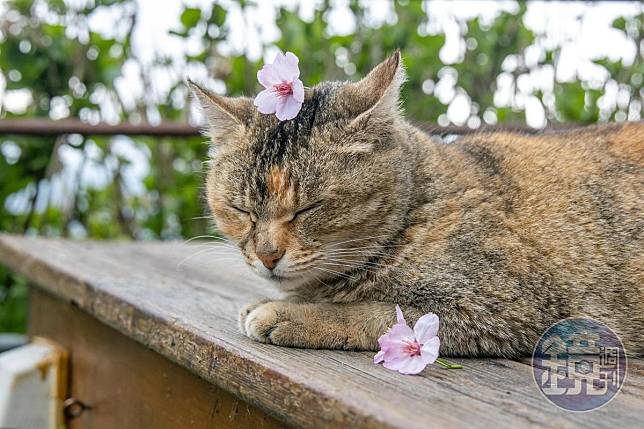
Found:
[178,250,241,267]
[321,256,390,269]
[185,238,236,246]
[312,266,355,281]
[176,246,242,269]
[318,261,380,274]
[185,242,238,252]
[188,244,238,251]
[324,244,407,254]
[323,251,405,263]
[312,268,355,282]
[183,235,232,245]
[323,253,406,264]
[324,246,407,256]
[322,257,391,269]
[324,235,391,248]
[309,270,330,288]
[322,251,408,264]
[183,235,217,244]
[318,260,368,270]
[182,244,238,253]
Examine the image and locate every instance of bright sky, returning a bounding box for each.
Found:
[1,0,642,126]
[135,0,642,128]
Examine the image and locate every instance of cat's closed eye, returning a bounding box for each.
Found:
[289,201,323,223]
[231,205,256,222]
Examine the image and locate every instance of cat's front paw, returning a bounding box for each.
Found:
[238,299,271,334]
[242,301,300,346]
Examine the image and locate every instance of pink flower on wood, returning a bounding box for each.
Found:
[374,305,440,375]
[254,51,304,121]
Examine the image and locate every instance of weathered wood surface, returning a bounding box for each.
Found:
[1,234,642,429]
[29,287,284,429]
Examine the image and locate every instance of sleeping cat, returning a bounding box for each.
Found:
[189,51,643,357]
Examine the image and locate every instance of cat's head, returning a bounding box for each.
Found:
[190,51,413,287]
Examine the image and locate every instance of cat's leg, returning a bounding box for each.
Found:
[239,298,277,333]
[239,301,423,350]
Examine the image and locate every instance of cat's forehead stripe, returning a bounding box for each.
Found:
[249,86,329,204]
[266,165,294,206]
[257,86,327,160]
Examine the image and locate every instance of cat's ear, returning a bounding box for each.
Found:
[340,50,405,127]
[187,79,252,143]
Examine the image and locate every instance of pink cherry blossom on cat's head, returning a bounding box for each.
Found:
[374,305,440,375]
[254,51,305,121]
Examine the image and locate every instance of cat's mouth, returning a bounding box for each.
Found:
[247,248,368,286]
[258,267,306,283]
[250,257,320,286]
[250,259,292,282]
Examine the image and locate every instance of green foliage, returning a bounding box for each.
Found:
[0,0,642,332]
[0,268,28,333]
[180,8,202,30]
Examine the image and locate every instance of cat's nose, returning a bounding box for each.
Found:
[257,248,285,270]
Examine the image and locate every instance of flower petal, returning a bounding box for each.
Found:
[381,343,411,362]
[275,95,302,120]
[291,78,305,103]
[374,350,385,364]
[254,89,278,114]
[386,322,415,342]
[414,313,439,343]
[284,52,299,68]
[380,323,416,361]
[377,330,391,347]
[384,355,427,375]
[395,305,406,325]
[273,51,300,81]
[420,336,440,365]
[257,65,281,88]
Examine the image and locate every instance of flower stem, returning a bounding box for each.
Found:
[435,358,463,369]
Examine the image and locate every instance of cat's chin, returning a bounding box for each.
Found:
[279,276,323,291]
[252,268,319,290]
[251,264,286,280]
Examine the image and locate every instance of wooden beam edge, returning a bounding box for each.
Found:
[0,234,400,429]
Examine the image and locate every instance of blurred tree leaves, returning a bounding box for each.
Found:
[181,8,202,30]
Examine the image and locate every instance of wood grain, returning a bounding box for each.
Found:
[29,287,285,429]
[1,234,642,428]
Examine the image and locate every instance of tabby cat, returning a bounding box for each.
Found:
[190,51,643,357]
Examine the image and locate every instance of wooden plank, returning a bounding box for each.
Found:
[1,234,643,428]
[29,287,285,429]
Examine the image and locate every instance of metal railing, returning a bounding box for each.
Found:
[0,118,567,137]
[0,119,201,137]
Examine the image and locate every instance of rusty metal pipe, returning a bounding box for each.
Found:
[0,119,202,137]
[0,118,571,137]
